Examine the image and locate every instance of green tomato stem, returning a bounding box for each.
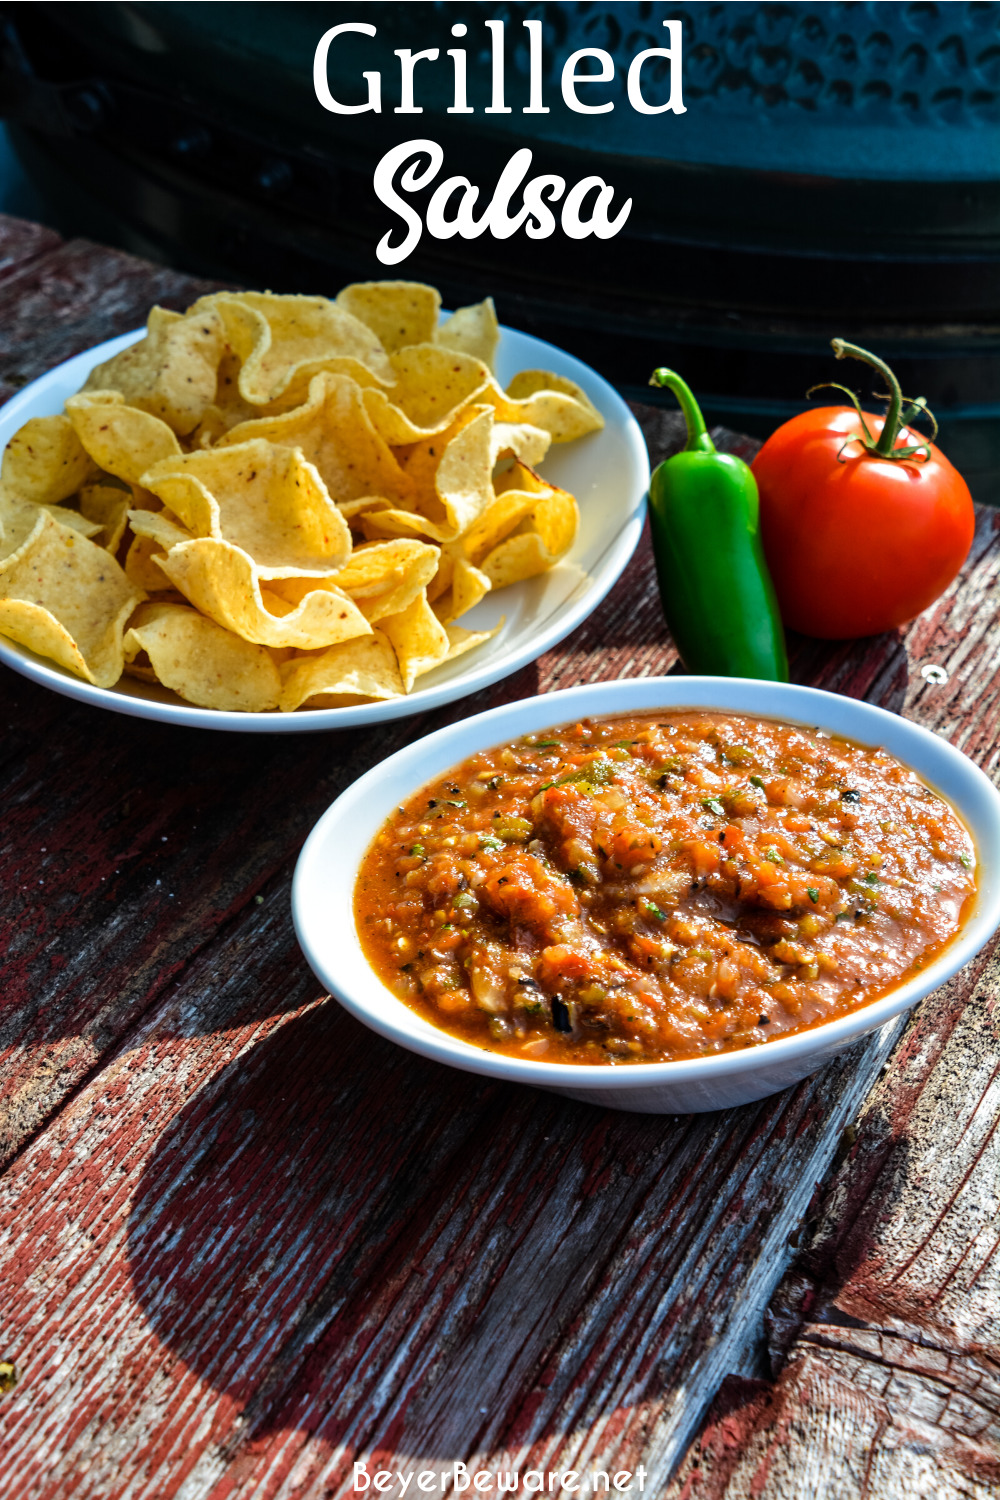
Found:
[830,340,905,457]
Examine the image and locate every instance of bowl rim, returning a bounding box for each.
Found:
[292,675,1000,1091]
[0,324,649,734]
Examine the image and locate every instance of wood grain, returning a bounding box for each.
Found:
[666,842,1000,1496]
[1,215,998,1498]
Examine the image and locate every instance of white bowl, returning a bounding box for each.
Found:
[293,677,1000,1113]
[0,324,648,732]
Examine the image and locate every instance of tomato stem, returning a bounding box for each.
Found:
[807,341,939,463]
[831,340,903,456]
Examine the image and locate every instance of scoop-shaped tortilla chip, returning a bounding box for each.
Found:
[328,539,439,622]
[127,508,193,551]
[499,370,604,442]
[190,292,393,406]
[123,507,194,593]
[78,481,132,552]
[0,508,144,686]
[82,307,225,436]
[217,372,410,505]
[337,495,394,522]
[478,460,579,588]
[393,406,496,541]
[123,600,281,711]
[379,590,451,692]
[156,536,371,650]
[362,345,490,445]
[124,534,173,592]
[336,281,441,354]
[436,297,500,370]
[140,439,351,577]
[1,415,97,504]
[278,628,403,711]
[491,422,552,469]
[365,351,600,447]
[66,392,182,485]
[50,508,103,540]
[456,485,540,567]
[431,554,492,625]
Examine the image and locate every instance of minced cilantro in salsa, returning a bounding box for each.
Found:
[354,712,976,1065]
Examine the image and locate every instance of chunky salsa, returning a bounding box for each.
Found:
[354,712,976,1065]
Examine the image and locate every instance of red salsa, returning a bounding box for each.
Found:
[354,712,976,1065]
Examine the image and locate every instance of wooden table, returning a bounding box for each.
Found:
[1,215,998,1500]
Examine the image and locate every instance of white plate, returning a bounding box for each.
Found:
[0,324,649,732]
[293,677,1000,1114]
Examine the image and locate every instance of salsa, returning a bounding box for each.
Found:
[354,712,976,1065]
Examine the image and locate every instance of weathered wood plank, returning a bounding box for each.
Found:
[0,231,221,403]
[2,217,999,1496]
[666,1355,999,1500]
[2,490,1000,1493]
[666,884,1000,1496]
[0,873,909,1498]
[0,212,61,284]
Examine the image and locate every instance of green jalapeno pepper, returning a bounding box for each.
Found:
[647,368,788,681]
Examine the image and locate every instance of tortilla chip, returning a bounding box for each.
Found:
[480,490,578,589]
[217,372,410,504]
[82,307,225,436]
[379,591,450,691]
[66,392,182,485]
[499,370,604,442]
[457,487,539,567]
[124,535,173,592]
[126,508,193,551]
[278,629,403,711]
[362,345,490,445]
[156,536,371,649]
[436,297,500,370]
[328,539,439,622]
[0,509,144,686]
[140,439,351,576]
[432,554,491,625]
[123,600,281,711]
[1,415,96,504]
[443,618,503,664]
[49,508,103,540]
[391,405,496,541]
[336,281,441,354]
[491,422,552,469]
[78,481,132,552]
[337,495,394,522]
[190,291,393,406]
[190,404,230,448]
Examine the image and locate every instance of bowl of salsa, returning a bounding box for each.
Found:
[293,678,1000,1113]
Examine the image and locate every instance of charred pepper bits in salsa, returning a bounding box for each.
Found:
[354,713,976,1065]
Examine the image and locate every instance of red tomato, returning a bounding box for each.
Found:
[752,406,975,639]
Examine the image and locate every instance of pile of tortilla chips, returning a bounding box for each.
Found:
[0,281,602,712]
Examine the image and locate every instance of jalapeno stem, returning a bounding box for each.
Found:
[649,368,716,456]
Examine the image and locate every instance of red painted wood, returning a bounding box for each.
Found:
[666,879,1000,1495]
[0,216,998,1498]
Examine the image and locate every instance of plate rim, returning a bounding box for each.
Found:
[0,322,650,733]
